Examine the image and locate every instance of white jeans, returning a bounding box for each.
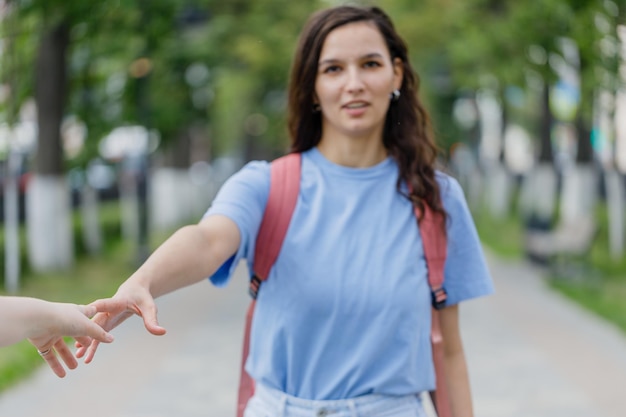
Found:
[244,383,428,417]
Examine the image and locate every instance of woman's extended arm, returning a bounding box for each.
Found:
[129,214,240,298]
[79,214,240,361]
[439,304,474,417]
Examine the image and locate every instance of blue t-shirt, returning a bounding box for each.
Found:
[204,147,493,400]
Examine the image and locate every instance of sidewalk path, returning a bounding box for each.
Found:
[465,254,626,417]
[0,255,625,417]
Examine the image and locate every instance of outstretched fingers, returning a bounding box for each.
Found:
[36,340,69,378]
[79,296,166,363]
[79,310,122,364]
[55,339,78,371]
[71,315,114,362]
[92,296,166,336]
[81,339,101,364]
[81,317,114,344]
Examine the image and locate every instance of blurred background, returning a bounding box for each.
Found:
[0,0,625,404]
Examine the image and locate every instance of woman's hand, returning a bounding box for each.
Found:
[76,219,241,364]
[26,302,114,378]
[76,281,167,364]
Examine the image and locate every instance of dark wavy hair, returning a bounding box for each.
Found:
[287,5,445,223]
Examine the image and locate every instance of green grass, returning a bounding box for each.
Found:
[472,206,525,259]
[587,204,626,278]
[551,278,626,333]
[0,342,41,392]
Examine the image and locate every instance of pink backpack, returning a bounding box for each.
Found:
[236,153,451,417]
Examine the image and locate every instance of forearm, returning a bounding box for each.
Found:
[0,297,50,347]
[438,304,474,417]
[443,349,474,417]
[127,217,239,298]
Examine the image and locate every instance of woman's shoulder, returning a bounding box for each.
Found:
[226,160,271,187]
[213,160,271,204]
[237,160,271,178]
[434,170,465,205]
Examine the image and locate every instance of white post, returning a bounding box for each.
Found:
[4,149,21,293]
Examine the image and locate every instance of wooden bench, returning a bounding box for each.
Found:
[525,216,597,266]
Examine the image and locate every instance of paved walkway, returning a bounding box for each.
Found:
[1,254,626,417]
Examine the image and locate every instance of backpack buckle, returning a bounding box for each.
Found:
[431,287,447,310]
[248,274,262,299]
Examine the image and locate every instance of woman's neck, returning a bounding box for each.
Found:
[317,134,387,168]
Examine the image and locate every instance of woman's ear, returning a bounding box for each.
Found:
[392,57,403,91]
[312,93,321,112]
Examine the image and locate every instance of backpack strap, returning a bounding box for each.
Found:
[249,152,301,296]
[415,203,452,417]
[415,203,448,310]
[237,153,301,417]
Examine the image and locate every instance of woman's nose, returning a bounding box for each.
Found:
[345,67,364,92]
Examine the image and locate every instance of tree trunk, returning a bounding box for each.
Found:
[538,81,554,163]
[27,21,74,272]
[575,113,593,163]
[162,129,191,169]
[35,22,68,175]
[576,54,594,165]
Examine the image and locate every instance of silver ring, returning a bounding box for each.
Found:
[37,348,52,356]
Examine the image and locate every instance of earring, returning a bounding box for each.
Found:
[390,89,401,101]
[312,103,321,113]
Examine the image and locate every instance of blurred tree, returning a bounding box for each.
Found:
[0,1,35,292]
[7,0,625,266]
[378,0,463,153]
[199,0,322,160]
[5,0,184,270]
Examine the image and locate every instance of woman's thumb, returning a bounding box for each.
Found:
[138,302,166,336]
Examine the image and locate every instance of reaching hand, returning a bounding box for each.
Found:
[27,303,114,378]
[76,282,167,363]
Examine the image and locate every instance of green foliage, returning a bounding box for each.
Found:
[0,8,38,126]
[210,70,254,156]
[3,0,625,167]
[374,0,625,162]
[198,0,324,155]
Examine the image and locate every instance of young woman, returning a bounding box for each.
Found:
[0,296,114,377]
[83,5,493,417]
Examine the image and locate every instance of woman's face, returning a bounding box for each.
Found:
[314,21,403,142]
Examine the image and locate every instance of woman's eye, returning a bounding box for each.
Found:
[364,61,381,68]
[323,65,341,73]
